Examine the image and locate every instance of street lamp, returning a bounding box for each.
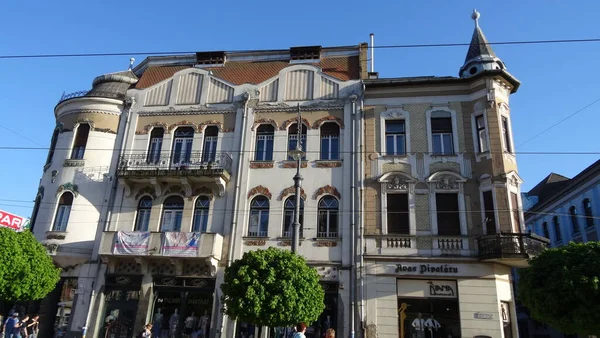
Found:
[289,105,304,253]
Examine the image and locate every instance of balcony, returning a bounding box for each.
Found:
[477,232,550,268]
[117,151,232,197]
[100,231,223,259]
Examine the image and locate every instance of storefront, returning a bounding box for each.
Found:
[364,261,518,338]
[151,276,215,338]
[102,275,143,338]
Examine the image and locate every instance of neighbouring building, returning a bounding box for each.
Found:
[515,159,600,338]
[358,10,548,338]
[30,44,367,338]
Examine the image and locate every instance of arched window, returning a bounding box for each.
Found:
[71,124,90,160]
[541,221,550,239]
[283,196,304,237]
[202,126,219,163]
[172,127,194,165]
[320,122,340,160]
[287,123,307,160]
[135,197,152,231]
[53,192,73,231]
[161,196,184,232]
[45,128,59,165]
[193,196,211,232]
[552,216,562,242]
[248,196,269,237]
[569,206,579,234]
[147,128,164,164]
[583,198,594,228]
[255,125,274,161]
[318,196,339,238]
[30,196,42,232]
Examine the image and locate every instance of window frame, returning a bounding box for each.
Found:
[427,171,467,237]
[552,215,562,243]
[583,198,594,228]
[147,127,165,164]
[192,195,211,232]
[474,114,489,153]
[500,115,514,154]
[320,122,340,160]
[160,195,185,232]
[426,108,459,156]
[135,196,153,231]
[384,120,407,156]
[541,221,550,239]
[282,196,304,237]
[287,122,307,161]
[379,109,411,156]
[480,189,498,235]
[317,196,339,238]
[254,124,275,161]
[379,172,417,236]
[386,193,410,235]
[248,196,270,237]
[569,206,579,235]
[70,123,91,160]
[53,192,74,232]
[201,126,219,163]
[45,128,60,166]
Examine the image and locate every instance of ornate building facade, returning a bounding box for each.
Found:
[358,11,548,338]
[31,45,367,338]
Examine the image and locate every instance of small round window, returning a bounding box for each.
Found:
[469,67,478,75]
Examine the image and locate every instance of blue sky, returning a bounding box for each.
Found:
[0,0,598,217]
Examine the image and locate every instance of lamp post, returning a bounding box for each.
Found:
[288,105,304,253]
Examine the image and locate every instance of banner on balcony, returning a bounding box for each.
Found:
[163,232,200,256]
[114,231,150,255]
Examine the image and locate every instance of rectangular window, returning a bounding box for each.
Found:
[436,193,461,235]
[475,115,488,153]
[387,194,409,234]
[502,116,512,153]
[172,138,193,165]
[482,190,496,234]
[53,205,71,232]
[320,123,340,160]
[249,210,269,237]
[202,136,218,162]
[511,193,521,232]
[135,209,151,231]
[385,120,406,156]
[255,134,274,161]
[431,117,454,155]
[553,217,562,242]
[542,222,550,239]
[161,210,183,231]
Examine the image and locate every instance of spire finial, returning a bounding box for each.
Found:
[471,9,480,27]
[129,57,135,70]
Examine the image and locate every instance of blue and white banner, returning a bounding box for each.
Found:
[163,232,200,256]
[114,231,150,255]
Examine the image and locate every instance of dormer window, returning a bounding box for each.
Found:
[195,51,226,66]
[290,46,321,62]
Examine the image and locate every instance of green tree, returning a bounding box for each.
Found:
[221,247,325,328]
[0,228,61,302]
[518,241,600,335]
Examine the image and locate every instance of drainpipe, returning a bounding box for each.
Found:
[85,96,135,338]
[359,83,367,334]
[220,92,250,337]
[349,94,358,338]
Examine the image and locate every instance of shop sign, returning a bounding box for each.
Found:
[395,263,459,274]
[0,209,29,232]
[474,312,494,320]
[397,279,458,299]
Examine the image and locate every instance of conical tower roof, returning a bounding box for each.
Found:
[459,10,506,78]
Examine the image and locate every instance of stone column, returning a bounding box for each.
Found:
[134,271,154,334]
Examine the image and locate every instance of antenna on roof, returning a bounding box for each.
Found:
[129,58,135,70]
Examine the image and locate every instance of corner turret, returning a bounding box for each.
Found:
[459,9,506,78]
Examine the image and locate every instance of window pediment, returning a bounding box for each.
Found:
[379,172,417,192]
[427,171,467,190]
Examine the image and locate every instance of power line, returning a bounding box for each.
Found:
[0,145,597,155]
[517,97,600,148]
[0,125,44,147]
[1,38,600,60]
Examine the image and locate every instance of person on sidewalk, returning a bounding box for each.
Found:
[292,323,306,338]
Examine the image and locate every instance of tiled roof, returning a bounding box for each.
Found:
[135,56,359,89]
[464,26,497,63]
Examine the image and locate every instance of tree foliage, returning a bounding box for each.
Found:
[0,228,61,302]
[518,241,600,334]
[221,247,325,327]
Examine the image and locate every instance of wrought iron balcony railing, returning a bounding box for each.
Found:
[477,232,549,260]
[118,151,233,174]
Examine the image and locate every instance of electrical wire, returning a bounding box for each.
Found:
[1,38,600,60]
